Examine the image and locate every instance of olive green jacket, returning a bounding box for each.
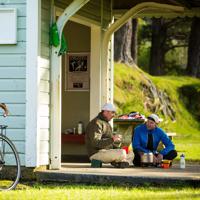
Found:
[85,112,114,157]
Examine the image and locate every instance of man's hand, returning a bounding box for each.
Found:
[153,154,158,164]
[157,153,163,163]
[153,153,163,164]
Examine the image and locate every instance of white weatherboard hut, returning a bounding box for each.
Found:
[0,0,199,172]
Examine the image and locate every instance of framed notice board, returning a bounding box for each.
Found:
[65,52,90,91]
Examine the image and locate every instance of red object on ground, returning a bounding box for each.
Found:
[122,146,129,154]
[161,163,170,169]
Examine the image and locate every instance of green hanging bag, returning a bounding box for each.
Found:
[58,34,68,56]
[50,23,60,47]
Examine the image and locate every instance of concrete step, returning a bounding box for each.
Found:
[36,163,200,186]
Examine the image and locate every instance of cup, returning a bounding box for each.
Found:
[161,160,171,169]
[162,163,170,169]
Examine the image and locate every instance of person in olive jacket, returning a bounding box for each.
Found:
[85,103,129,168]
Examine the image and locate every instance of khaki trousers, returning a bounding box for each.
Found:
[90,149,127,163]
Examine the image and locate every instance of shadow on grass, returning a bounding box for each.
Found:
[17,180,200,191]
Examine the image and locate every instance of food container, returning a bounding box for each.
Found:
[141,153,153,164]
[161,160,171,169]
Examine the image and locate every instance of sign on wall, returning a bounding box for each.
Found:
[0,8,17,44]
[65,53,90,91]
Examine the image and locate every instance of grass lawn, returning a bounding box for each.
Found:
[0,183,199,200]
[174,139,200,161]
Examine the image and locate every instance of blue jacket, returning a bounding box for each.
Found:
[132,124,175,156]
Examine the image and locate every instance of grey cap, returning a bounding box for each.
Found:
[101,103,116,112]
[147,114,161,123]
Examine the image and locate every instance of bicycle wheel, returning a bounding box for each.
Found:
[0,134,21,190]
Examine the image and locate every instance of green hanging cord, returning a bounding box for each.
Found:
[58,34,68,56]
[49,23,60,47]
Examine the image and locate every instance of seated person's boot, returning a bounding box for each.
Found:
[91,159,102,168]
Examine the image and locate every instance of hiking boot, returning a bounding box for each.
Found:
[91,159,102,168]
[111,161,129,168]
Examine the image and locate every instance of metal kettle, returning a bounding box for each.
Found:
[141,153,153,163]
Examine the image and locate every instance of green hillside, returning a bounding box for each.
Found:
[114,63,200,161]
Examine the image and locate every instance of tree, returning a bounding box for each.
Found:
[148,17,191,76]
[149,18,167,75]
[114,18,138,66]
[186,17,200,78]
[131,19,138,64]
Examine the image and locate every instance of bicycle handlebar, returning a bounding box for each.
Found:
[0,103,9,117]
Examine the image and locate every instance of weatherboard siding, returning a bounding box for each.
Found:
[39,0,51,165]
[0,1,26,165]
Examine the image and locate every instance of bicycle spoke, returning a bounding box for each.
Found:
[0,135,21,190]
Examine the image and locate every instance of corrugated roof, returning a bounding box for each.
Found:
[55,0,200,20]
[112,0,200,19]
[113,0,200,9]
[174,0,200,8]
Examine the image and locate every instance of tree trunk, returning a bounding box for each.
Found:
[114,22,127,62]
[149,18,167,75]
[123,19,134,65]
[131,18,138,64]
[114,19,134,65]
[186,17,200,78]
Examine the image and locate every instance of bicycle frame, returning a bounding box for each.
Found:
[0,107,21,190]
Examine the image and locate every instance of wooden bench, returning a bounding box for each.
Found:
[157,132,176,151]
[166,132,176,140]
[113,118,145,146]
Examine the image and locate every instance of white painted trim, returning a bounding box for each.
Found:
[57,0,90,42]
[109,34,114,103]
[50,0,90,169]
[25,0,40,167]
[50,46,61,169]
[90,26,101,119]
[106,3,183,40]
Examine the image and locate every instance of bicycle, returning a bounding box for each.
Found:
[0,103,21,190]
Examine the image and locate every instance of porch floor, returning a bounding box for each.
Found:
[36,162,200,186]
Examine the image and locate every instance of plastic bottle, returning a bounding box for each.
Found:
[77,121,83,135]
[180,153,185,169]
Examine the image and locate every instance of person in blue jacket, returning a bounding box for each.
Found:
[132,114,177,166]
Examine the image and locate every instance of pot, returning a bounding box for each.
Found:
[141,153,153,163]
